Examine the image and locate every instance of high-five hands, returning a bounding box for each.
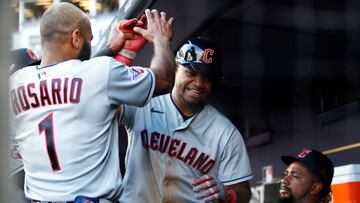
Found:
[132,9,174,44]
[115,15,147,65]
[114,9,174,65]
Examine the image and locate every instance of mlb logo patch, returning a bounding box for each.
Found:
[38,71,47,79]
[130,67,144,80]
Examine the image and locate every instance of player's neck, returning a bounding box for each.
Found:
[40,44,77,67]
[292,196,318,203]
[170,91,204,117]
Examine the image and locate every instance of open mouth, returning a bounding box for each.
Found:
[187,87,203,96]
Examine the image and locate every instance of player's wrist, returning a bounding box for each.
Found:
[153,37,171,47]
[108,42,122,54]
[118,48,137,60]
[93,45,114,58]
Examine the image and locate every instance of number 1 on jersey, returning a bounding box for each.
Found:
[38,112,61,171]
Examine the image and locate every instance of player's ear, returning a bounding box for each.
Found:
[175,62,180,73]
[310,182,323,196]
[71,29,82,49]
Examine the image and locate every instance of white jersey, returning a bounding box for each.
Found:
[119,94,252,203]
[9,121,23,177]
[9,56,155,201]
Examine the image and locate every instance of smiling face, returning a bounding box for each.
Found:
[279,161,320,203]
[171,64,212,115]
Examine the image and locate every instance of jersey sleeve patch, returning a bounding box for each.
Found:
[130,67,145,80]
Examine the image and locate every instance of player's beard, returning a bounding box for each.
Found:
[77,41,91,61]
[278,196,294,203]
[278,186,294,203]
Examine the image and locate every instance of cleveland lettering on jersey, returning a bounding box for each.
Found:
[141,129,215,174]
[11,77,83,115]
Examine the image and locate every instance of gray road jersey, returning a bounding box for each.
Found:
[9,56,155,201]
[119,94,252,203]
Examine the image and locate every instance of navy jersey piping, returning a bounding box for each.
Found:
[222,173,253,184]
[142,69,154,106]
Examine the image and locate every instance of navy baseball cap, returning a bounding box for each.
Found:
[175,37,223,83]
[10,48,40,75]
[281,148,334,198]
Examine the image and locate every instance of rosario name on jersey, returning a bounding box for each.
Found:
[119,94,252,203]
[9,56,154,201]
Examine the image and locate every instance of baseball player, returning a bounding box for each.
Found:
[279,149,334,203]
[8,18,147,200]
[119,37,252,203]
[9,48,40,75]
[9,2,174,203]
[9,48,40,203]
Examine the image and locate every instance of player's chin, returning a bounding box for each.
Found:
[278,195,293,203]
[184,94,203,104]
[278,191,293,203]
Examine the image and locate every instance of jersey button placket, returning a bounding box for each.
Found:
[163,155,173,203]
[163,178,169,202]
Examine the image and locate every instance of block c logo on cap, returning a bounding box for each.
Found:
[298,149,312,158]
[202,49,214,63]
[26,48,38,60]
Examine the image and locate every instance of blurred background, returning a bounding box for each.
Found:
[9,0,360,202]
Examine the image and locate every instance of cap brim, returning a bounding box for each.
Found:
[178,62,203,73]
[28,59,41,66]
[281,155,299,166]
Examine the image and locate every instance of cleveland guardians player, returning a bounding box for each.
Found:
[279,149,334,203]
[9,48,40,203]
[119,37,252,203]
[9,2,174,202]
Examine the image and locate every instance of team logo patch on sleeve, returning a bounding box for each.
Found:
[130,67,144,80]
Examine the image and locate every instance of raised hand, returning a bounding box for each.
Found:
[133,9,174,44]
[115,16,147,65]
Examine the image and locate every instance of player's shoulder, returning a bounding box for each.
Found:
[204,105,230,121]
[86,56,113,64]
[203,105,238,130]
[153,93,169,103]
[9,65,38,81]
[139,93,169,110]
[57,57,112,67]
[90,55,113,60]
[199,105,245,146]
[73,56,114,72]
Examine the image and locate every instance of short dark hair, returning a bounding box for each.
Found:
[40,2,88,44]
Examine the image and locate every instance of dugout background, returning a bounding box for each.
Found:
[126,0,360,184]
[8,0,360,188]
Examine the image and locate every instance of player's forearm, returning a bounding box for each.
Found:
[226,181,252,203]
[150,38,175,96]
[232,185,251,203]
[234,188,251,203]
